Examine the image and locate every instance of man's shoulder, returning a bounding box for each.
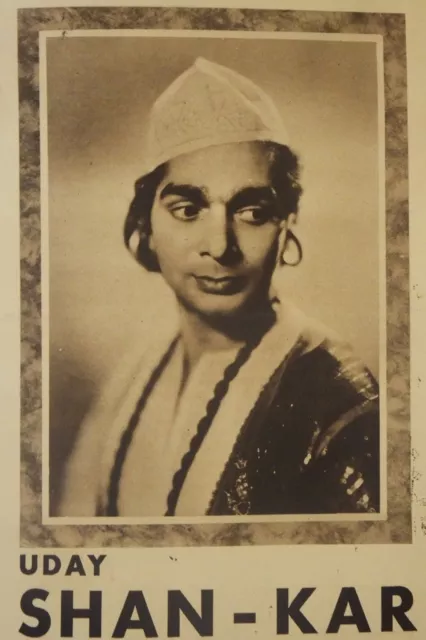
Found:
[303,337,378,395]
[276,301,379,406]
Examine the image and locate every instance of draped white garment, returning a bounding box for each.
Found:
[59,301,330,517]
[118,341,240,516]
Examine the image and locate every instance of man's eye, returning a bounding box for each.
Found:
[236,206,274,225]
[168,203,200,221]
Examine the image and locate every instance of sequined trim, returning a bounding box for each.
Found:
[326,340,378,401]
[314,400,379,461]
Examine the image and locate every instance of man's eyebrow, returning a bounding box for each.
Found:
[159,182,208,206]
[159,183,277,210]
[229,186,277,211]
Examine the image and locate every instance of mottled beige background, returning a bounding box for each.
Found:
[18,6,410,546]
[47,35,380,514]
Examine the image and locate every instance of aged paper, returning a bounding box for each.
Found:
[1,0,426,637]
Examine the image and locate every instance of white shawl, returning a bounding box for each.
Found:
[59,302,328,517]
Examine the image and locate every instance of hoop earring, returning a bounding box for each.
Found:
[280,229,303,267]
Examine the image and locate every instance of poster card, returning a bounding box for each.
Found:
[0,0,426,638]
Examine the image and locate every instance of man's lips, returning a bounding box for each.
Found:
[192,274,246,294]
[196,275,238,283]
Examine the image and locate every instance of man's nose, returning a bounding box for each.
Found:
[201,203,232,261]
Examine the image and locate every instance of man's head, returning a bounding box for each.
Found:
[124,58,302,319]
[125,140,302,318]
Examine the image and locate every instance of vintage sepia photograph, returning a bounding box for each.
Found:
[19,7,410,547]
[47,32,382,519]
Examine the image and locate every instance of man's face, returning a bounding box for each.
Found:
[150,141,286,319]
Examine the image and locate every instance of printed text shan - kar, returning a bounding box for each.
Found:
[19,554,418,637]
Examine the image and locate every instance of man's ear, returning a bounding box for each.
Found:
[278,213,296,246]
[148,234,156,253]
[277,221,288,264]
[286,212,297,229]
[278,212,296,232]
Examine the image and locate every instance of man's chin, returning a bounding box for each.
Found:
[180,288,272,322]
[179,291,249,319]
[193,301,247,321]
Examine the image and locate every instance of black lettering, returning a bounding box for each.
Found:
[112,591,158,638]
[61,590,102,638]
[19,589,51,638]
[43,555,61,576]
[20,555,37,576]
[88,554,107,577]
[277,588,317,634]
[381,586,417,632]
[168,590,213,637]
[65,555,86,577]
[326,587,370,633]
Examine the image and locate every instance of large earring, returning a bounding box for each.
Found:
[280,229,303,267]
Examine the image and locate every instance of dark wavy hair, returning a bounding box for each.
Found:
[123,141,303,272]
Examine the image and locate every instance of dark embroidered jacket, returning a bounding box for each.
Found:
[101,336,379,517]
[207,340,379,516]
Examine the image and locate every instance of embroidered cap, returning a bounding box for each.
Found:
[141,57,290,175]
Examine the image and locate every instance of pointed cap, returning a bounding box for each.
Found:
[141,57,290,175]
